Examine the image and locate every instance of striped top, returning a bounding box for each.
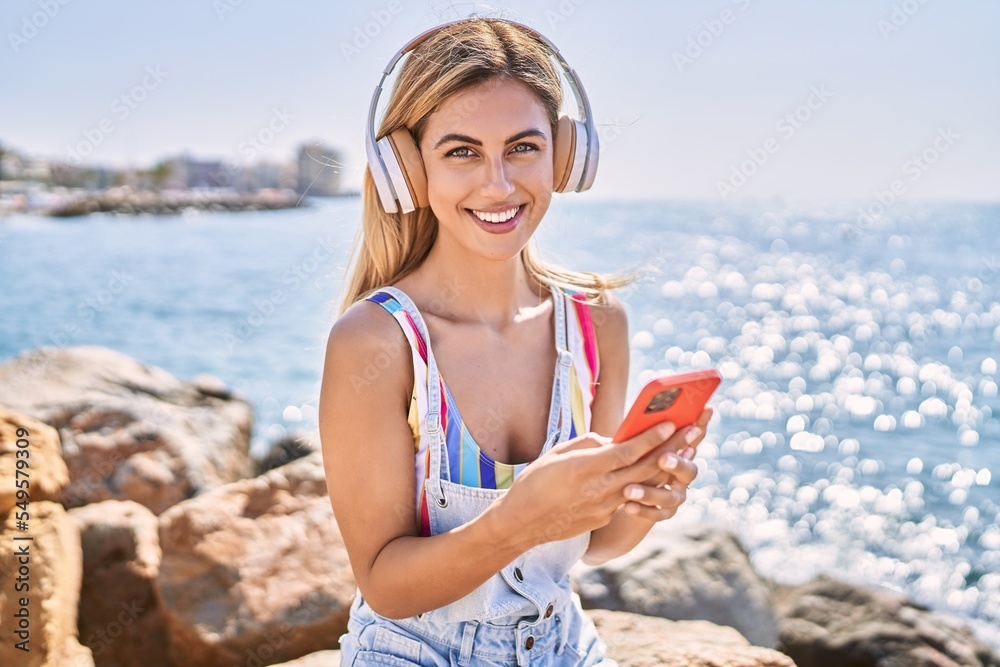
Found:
[366,286,601,537]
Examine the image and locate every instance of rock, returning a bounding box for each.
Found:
[0,500,94,666]
[155,451,355,666]
[774,576,1000,667]
[69,500,171,667]
[189,373,232,399]
[45,187,306,217]
[255,429,319,475]
[255,611,798,667]
[0,346,253,515]
[573,522,779,648]
[0,406,69,516]
[271,650,342,666]
[590,608,796,666]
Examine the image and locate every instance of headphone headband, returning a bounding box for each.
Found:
[365,17,599,214]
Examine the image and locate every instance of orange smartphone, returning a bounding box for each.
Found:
[612,369,722,443]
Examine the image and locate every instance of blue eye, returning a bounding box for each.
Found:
[444,143,540,159]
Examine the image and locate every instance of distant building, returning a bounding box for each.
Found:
[1,151,51,182]
[296,141,343,197]
[165,152,227,189]
[278,161,298,190]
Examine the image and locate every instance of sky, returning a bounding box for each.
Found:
[2,0,998,204]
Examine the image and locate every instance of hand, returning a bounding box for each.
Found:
[618,406,714,523]
[495,421,683,549]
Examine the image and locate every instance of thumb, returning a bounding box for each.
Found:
[608,421,676,468]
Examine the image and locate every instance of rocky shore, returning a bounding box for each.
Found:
[43,187,306,218]
[0,345,997,667]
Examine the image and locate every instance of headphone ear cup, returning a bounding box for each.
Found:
[552,115,576,193]
[385,128,428,210]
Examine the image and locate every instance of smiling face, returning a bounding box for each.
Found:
[417,76,554,262]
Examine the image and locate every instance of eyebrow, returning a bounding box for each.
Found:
[433,128,547,150]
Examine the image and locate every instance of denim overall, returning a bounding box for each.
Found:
[338,285,617,666]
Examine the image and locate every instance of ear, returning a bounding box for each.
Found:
[386,127,429,209]
[551,116,576,192]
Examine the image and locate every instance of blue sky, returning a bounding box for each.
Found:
[2,0,997,203]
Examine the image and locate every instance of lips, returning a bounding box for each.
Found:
[466,204,525,233]
[467,204,524,223]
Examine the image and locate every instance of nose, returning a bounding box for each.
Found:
[480,154,515,200]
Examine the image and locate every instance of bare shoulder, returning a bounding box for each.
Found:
[327,296,408,355]
[318,296,419,604]
[323,297,414,410]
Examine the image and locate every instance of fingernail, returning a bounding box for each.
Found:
[659,453,678,470]
[685,427,702,444]
[626,486,642,500]
[680,447,696,460]
[659,422,676,439]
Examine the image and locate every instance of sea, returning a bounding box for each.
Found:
[1,196,997,649]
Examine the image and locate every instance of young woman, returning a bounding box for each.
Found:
[319,16,714,666]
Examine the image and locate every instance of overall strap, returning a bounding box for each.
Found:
[551,285,575,444]
[376,286,450,506]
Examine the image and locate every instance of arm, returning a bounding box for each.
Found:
[580,290,659,566]
[319,302,537,620]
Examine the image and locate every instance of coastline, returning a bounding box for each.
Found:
[0,184,363,218]
[45,187,307,218]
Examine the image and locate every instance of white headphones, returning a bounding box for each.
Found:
[364,18,600,215]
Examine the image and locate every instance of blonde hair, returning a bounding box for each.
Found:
[336,16,646,318]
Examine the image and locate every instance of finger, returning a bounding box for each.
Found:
[658,423,707,460]
[655,453,698,486]
[630,446,701,489]
[622,501,679,522]
[606,421,676,470]
[622,481,688,511]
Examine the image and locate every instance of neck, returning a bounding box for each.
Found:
[412,239,550,333]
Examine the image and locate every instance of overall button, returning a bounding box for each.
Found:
[544,604,554,618]
[513,567,524,582]
[525,635,535,650]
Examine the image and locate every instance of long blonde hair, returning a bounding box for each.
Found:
[337,17,645,318]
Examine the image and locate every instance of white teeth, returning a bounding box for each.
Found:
[472,205,520,223]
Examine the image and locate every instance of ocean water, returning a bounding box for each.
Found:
[1,197,998,648]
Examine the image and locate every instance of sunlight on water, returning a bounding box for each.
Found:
[2,197,998,649]
[536,199,1000,650]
